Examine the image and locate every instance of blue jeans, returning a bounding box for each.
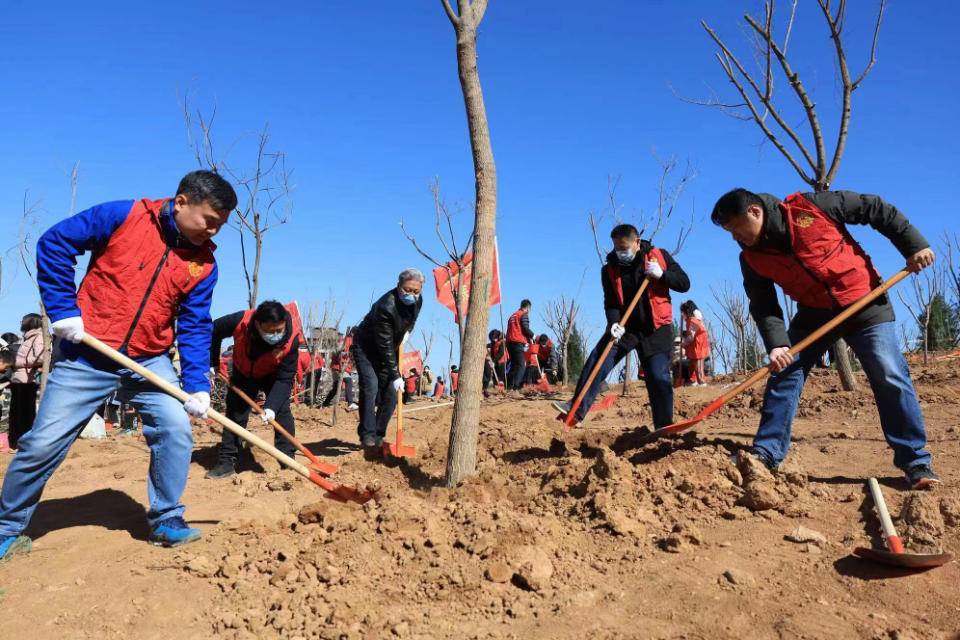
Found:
[0,354,193,537]
[754,321,932,471]
[351,343,398,444]
[572,336,673,428]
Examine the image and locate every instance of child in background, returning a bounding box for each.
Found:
[433,376,446,398]
[680,301,710,386]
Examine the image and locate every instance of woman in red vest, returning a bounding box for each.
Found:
[555,224,690,428]
[206,300,301,479]
[483,329,507,392]
[711,188,939,489]
[680,301,710,386]
[403,368,419,404]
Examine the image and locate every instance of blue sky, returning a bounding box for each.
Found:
[1,1,957,376]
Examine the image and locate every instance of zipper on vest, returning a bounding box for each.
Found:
[118,247,173,354]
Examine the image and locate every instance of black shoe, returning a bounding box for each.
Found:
[905,464,941,490]
[205,461,237,480]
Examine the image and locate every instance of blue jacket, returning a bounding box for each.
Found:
[36,200,217,393]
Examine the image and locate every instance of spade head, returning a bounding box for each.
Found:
[309,461,339,476]
[852,547,953,569]
[382,441,416,459]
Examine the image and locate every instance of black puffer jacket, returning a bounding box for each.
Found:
[354,288,422,379]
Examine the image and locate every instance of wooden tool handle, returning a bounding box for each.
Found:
[565,277,651,425]
[867,477,904,554]
[81,335,313,479]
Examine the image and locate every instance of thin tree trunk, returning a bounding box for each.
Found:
[38,303,52,400]
[250,236,262,309]
[444,0,498,487]
[622,352,632,396]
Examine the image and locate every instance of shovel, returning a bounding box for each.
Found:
[382,342,416,459]
[217,373,338,476]
[81,335,373,504]
[558,277,651,426]
[852,477,953,569]
[651,270,912,438]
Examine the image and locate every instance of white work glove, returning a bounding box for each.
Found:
[645,260,664,280]
[183,392,211,418]
[259,408,275,425]
[609,323,625,341]
[51,316,85,343]
[392,378,404,393]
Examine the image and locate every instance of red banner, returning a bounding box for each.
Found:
[433,241,501,322]
[401,350,423,375]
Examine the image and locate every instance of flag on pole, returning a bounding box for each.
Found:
[432,239,501,322]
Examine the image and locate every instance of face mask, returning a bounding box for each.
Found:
[616,249,636,264]
[399,289,419,306]
[260,330,285,345]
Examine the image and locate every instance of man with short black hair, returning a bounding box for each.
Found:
[710,187,939,489]
[0,170,236,561]
[555,224,690,427]
[505,299,534,390]
[206,300,301,479]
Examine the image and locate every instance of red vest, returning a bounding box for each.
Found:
[434,381,445,396]
[405,376,418,394]
[231,309,298,379]
[525,343,540,366]
[489,339,508,364]
[450,371,459,391]
[684,316,710,360]
[506,310,528,343]
[77,199,215,357]
[742,193,882,309]
[607,248,672,329]
[538,339,554,363]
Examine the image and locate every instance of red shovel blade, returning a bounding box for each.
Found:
[309,460,339,476]
[382,441,416,459]
[852,547,953,569]
[307,470,376,505]
[589,394,619,413]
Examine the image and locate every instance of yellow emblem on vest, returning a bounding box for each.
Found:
[795,214,815,229]
[188,261,204,278]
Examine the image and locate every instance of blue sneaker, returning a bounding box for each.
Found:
[149,517,201,547]
[0,535,31,562]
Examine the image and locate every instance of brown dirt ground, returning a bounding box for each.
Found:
[1,362,959,639]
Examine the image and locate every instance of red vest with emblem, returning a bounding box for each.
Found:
[232,309,298,379]
[606,247,672,329]
[506,310,528,343]
[77,199,216,357]
[742,193,882,309]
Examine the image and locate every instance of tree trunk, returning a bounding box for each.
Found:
[250,235,262,309]
[834,338,858,390]
[622,351,632,396]
[38,304,52,400]
[444,0,498,487]
[560,338,570,387]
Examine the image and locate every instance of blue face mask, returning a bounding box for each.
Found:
[399,292,419,306]
[260,330,285,345]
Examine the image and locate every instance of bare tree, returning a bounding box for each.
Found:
[400,178,474,347]
[711,282,765,374]
[440,0,498,487]
[897,266,946,365]
[15,193,53,398]
[181,93,293,308]
[689,0,888,391]
[942,232,960,345]
[541,296,580,387]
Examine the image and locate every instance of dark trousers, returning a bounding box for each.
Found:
[483,362,506,388]
[507,342,527,390]
[571,337,673,428]
[8,382,38,450]
[218,380,296,463]
[351,344,397,444]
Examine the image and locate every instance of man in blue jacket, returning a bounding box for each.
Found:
[0,170,236,563]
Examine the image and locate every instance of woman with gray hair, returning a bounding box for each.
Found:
[351,268,424,459]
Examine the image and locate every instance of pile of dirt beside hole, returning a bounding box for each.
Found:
[175,428,833,639]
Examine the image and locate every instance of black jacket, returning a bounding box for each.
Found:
[354,288,422,379]
[601,241,690,355]
[210,310,300,412]
[742,191,930,351]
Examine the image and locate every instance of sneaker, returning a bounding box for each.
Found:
[149,517,201,548]
[0,535,31,562]
[552,400,571,416]
[346,403,359,412]
[906,464,941,490]
[734,448,776,480]
[205,461,237,480]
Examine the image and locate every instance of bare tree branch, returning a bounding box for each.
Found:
[440,0,460,26]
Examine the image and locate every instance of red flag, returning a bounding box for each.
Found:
[432,241,501,322]
[400,350,423,374]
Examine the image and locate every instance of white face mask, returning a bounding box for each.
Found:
[615,249,636,264]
